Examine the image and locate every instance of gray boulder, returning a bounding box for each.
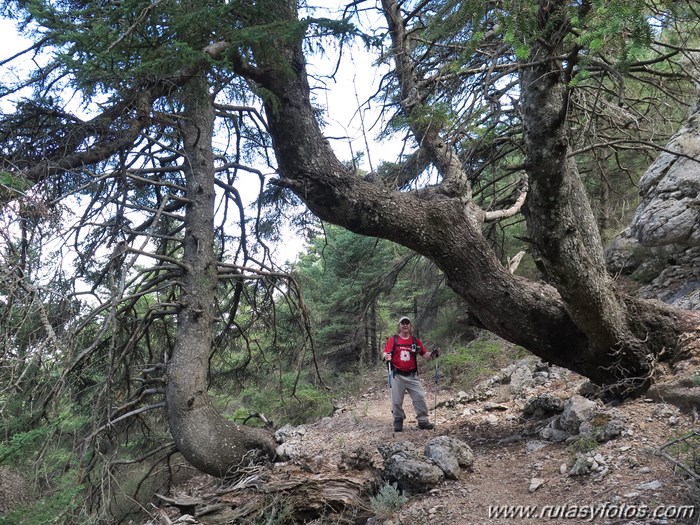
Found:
[383,455,445,495]
[605,97,700,309]
[274,423,307,443]
[523,393,565,417]
[377,441,421,461]
[631,99,700,248]
[424,436,474,479]
[510,365,534,395]
[559,395,598,435]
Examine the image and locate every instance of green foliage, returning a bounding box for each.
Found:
[0,469,85,525]
[238,372,334,425]
[440,338,521,391]
[370,482,408,518]
[571,0,653,69]
[567,436,599,455]
[0,171,31,194]
[0,427,50,464]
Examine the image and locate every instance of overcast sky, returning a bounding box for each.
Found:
[0,5,402,263]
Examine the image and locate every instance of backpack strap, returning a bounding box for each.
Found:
[391,335,419,375]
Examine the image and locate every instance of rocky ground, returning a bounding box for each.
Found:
[153,357,700,525]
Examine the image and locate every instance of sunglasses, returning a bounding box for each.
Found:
[400,320,411,325]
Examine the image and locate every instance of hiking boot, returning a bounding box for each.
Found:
[393,419,403,432]
[418,421,435,430]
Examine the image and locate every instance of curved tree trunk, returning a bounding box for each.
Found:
[517,1,682,393]
[165,77,275,477]
[242,1,695,395]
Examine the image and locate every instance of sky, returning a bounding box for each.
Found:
[0,4,403,266]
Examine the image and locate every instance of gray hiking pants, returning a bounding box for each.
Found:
[391,372,430,424]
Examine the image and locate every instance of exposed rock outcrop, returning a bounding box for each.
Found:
[606,96,700,310]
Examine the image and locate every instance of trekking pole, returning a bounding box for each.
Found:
[433,353,439,421]
[387,360,395,436]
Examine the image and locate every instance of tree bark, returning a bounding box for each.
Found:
[165,77,275,477]
[244,1,694,395]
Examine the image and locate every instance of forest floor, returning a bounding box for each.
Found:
[153,360,700,525]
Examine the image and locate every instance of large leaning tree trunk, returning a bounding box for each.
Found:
[235,0,698,396]
[165,77,275,477]
[517,1,693,393]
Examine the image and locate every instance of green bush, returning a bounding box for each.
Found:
[567,436,599,455]
[439,338,523,391]
[0,471,85,525]
[237,373,334,426]
[370,482,407,519]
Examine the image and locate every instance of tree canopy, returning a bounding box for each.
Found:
[1,0,700,518]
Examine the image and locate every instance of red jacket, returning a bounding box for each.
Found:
[384,335,427,372]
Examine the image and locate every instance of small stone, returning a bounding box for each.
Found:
[485,414,499,425]
[528,478,545,492]
[637,480,663,491]
[525,440,548,454]
[560,463,568,475]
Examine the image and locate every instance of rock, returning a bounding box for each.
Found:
[173,515,198,524]
[380,440,445,494]
[483,402,509,412]
[484,414,499,426]
[275,423,307,443]
[498,434,523,445]
[528,478,545,492]
[559,396,598,435]
[425,436,475,470]
[632,118,700,247]
[579,409,627,442]
[276,441,304,461]
[605,99,700,310]
[569,455,594,476]
[539,423,570,443]
[523,393,565,416]
[510,365,534,395]
[525,440,548,454]
[383,455,445,495]
[637,480,663,491]
[377,441,421,461]
[424,446,460,480]
[340,446,373,471]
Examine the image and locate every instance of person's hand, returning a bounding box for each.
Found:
[383,353,391,362]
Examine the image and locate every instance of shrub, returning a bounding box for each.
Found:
[370,482,407,519]
[440,338,522,391]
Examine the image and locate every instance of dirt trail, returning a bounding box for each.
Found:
[160,365,700,524]
[297,367,700,525]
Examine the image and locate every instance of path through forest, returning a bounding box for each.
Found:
[158,360,700,524]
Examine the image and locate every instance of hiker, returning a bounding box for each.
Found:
[382,316,439,432]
